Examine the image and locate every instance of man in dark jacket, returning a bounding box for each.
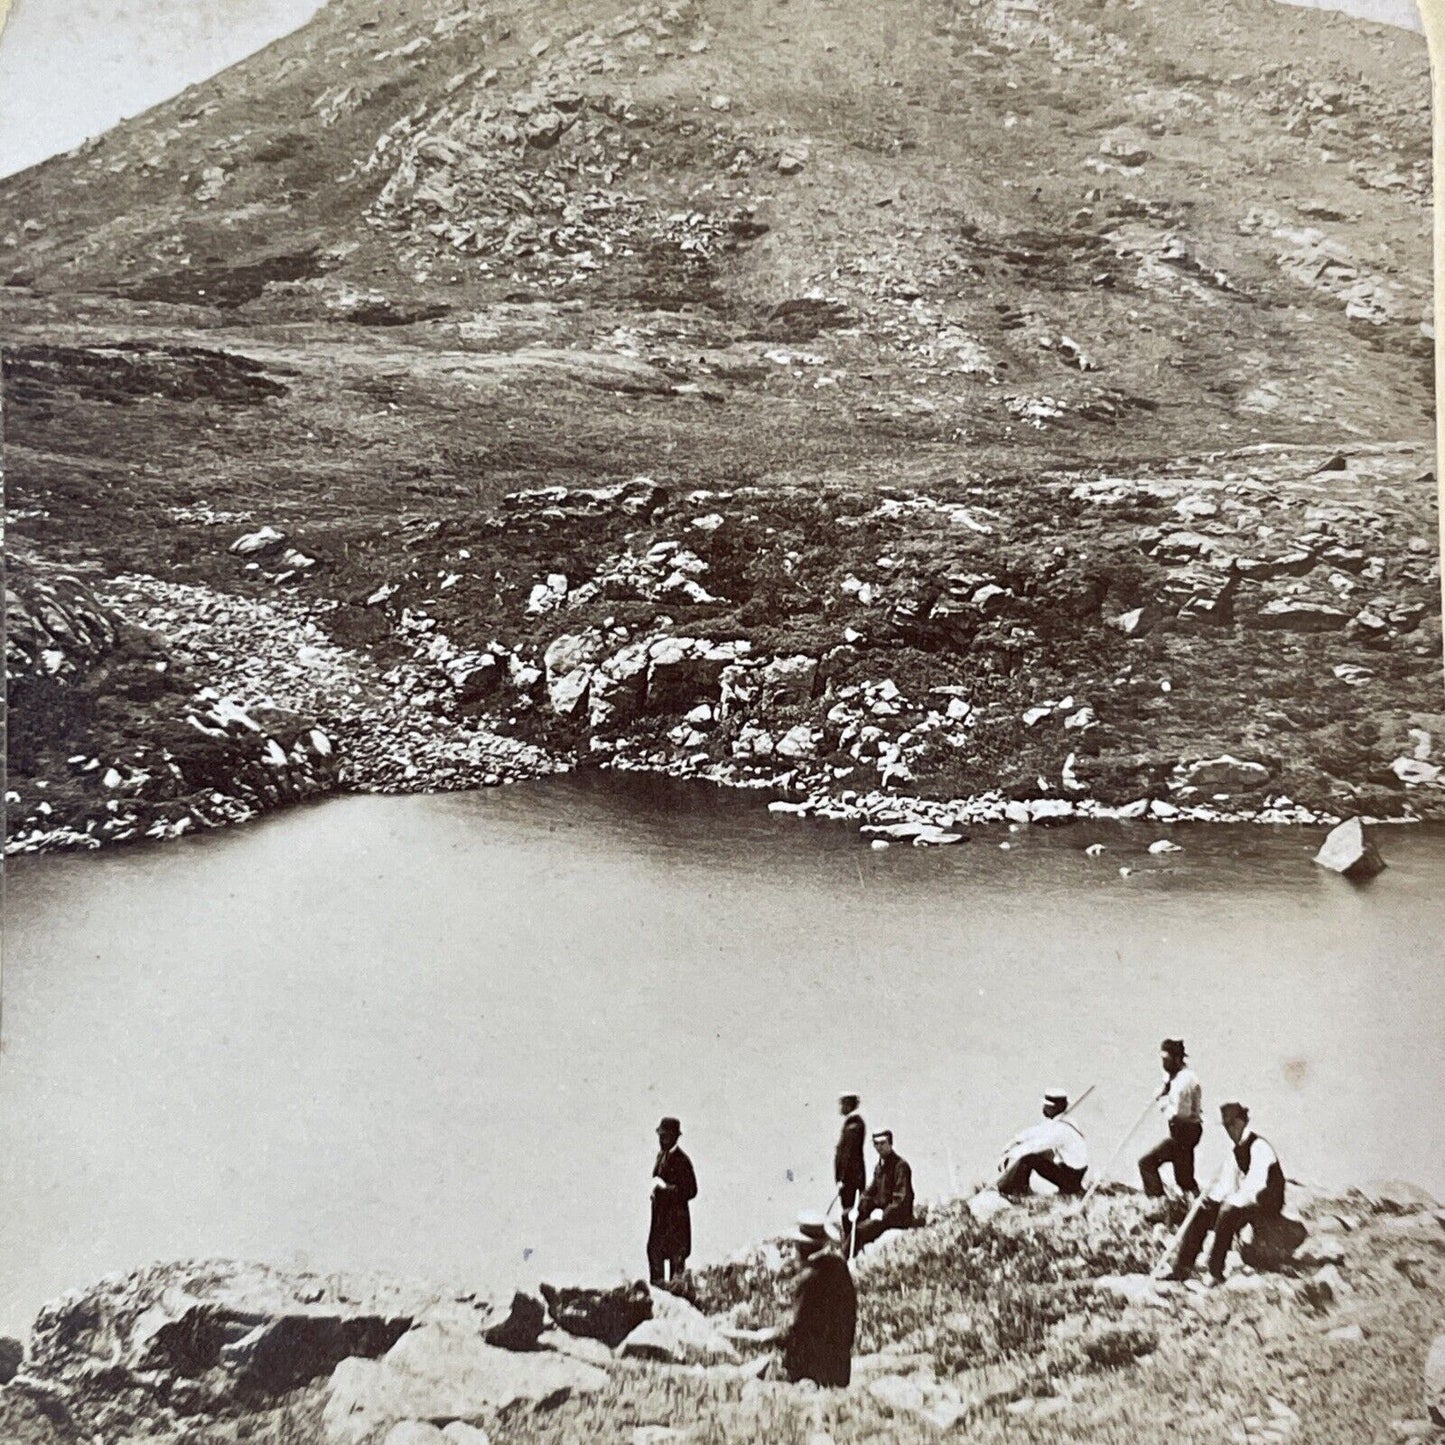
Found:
[647,1116,697,1285]
[781,1214,856,1387]
[853,1129,915,1252]
[835,1093,867,1236]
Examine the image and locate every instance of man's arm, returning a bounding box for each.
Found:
[1228,1139,1276,1209]
[675,1152,698,1203]
[886,1159,913,1213]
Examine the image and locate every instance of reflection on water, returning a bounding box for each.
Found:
[2,777,1441,1336]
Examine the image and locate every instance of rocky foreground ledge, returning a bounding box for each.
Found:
[3,1183,1443,1445]
[6,443,1443,855]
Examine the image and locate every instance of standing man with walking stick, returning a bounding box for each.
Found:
[834,1093,866,1249]
[1139,1038,1203,1199]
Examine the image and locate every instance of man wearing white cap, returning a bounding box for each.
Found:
[781,1212,856,1386]
[834,1093,867,1234]
[995,1090,1088,1198]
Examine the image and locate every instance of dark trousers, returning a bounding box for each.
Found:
[1139,1118,1203,1196]
[647,1243,687,1284]
[1171,1198,1273,1281]
[839,1182,860,1213]
[997,1153,1086,1198]
[854,1208,912,1252]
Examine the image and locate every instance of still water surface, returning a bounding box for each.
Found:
[3,779,1442,1336]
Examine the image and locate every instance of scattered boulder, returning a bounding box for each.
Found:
[776,142,810,174]
[324,1309,606,1445]
[645,637,749,714]
[229,526,288,557]
[442,1424,490,1445]
[967,1189,1012,1225]
[26,1262,437,1398]
[1313,817,1386,881]
[539,1281,652,1350]
[867,1372,968,1431]
[384,1424,449,1445]
[1425,1334,1445,1426]
[618,1293,739,1367]
[1180,755,1271,791]
[589,639,652,730]
[543,633,603,717]
[1252,599,1348,632]
[479,1292,546,1352]
[1240,1214,1310,1270]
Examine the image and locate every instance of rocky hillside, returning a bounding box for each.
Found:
[2,0,1440,849]
[1,1183,1442,1443]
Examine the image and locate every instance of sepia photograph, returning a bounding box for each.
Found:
[1,0,1442,1439]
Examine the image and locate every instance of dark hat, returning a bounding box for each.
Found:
[1160,1038,1187,1057]
[839,1092,860,1108]
[871,1128,893,1143]
[1043,1089,1069,1109]
[1220,1101,1250,1123]
[656,1116,681,1134]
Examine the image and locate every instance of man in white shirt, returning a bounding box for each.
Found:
[996,1090,1088,1197]
[1168,1101,1287,1283]
[1139,1038,1203,1197]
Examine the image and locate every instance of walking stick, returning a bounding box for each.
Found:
[1151,1192,1208,1279]
[1077,1093,1160,1208]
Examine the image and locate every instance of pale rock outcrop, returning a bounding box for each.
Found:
[325,1307,605,1445]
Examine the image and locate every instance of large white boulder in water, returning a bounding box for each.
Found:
[1313,817,1386,880]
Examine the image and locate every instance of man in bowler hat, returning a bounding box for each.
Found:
[647,1116,697,1285]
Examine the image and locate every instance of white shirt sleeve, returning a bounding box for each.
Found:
[1206,1154,1238,1203]
[1228,1137,1278,1209]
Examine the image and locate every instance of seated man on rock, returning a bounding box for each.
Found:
[780,1211,857,1387]
[1168,1101,1285,1285]
[995,1089,1088,1198]
[853,1129,915,1252]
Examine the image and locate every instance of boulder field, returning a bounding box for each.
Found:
[2,1185,1442,1444]
[6,445,1442,856]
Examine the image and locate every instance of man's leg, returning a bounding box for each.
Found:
[1032,1157,1086,1197]
[647,1238,667,1285]
[1138,1135,1174,1197]
[1208,1204,1253,1281]
[1168,1198,1220,1281]
[997,1154,1040,1198]
[853,1216,886,1251]
[1171,1121,1203,1196]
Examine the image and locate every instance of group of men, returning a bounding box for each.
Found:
[643,1037,1290,1387]
[991,1037,1288,1285]
[646,1098,918,1291]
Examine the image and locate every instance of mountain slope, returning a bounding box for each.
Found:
[2,0,1440,849]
